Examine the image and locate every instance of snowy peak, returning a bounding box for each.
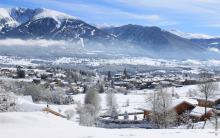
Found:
[0,7,77,31]
[169,29,217,39]
[0,8,19,30]
[0,7,115,41]
[32,8,76,22]
[32,8,77,28]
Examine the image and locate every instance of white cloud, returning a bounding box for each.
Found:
[208,47,220,53]
[204,23,220,28]
[0,39,70,47]
[15,0,220,29]
[116,0,219,14]
[112,0,220,27]
[124,13,161,21]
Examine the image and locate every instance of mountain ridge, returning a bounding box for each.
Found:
[0,7,218,59]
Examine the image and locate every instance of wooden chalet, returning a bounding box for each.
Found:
[173,100,196,115]
[190,106,213,121]
[140,98,198,119]
[197,97,220,109]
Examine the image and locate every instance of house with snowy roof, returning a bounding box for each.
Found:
[189,106,213,121]
[140,98,198,119]
[197,95,220,110]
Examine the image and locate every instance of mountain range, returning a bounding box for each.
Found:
[0,7,219,59]
[0,8,114,41]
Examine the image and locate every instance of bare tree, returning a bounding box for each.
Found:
[106,89,118,115]
[84,86,101,113]
[78,86,102,126]
[198,81,218,128]
[147,86,177,128]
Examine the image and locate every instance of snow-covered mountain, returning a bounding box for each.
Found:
[0,7,219,59]
[0,8,115,41]
[191,37,220,49]
[168,29,217,39]
[0,8,19,31]
[101,24,210,59]
[0,8,75,30]
[0,8,71,29]
[168,29,220,53]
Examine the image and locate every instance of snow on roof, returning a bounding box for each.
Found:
[170,98,197,108]
[190,106,213,117]
[140,98,197,111]
[209,94,220,101]
[197,94,220,102]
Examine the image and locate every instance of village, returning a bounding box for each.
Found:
[1,64,220,129]
[2,1,220,137]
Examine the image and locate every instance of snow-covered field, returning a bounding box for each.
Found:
[52,56,220,68]
[0,84,220,138]
[1,55,220,69]
[0,111,219,138]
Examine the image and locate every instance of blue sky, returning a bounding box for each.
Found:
[1,0,220,36]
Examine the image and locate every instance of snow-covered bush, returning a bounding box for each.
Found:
[51,88,66,104]
[14,83,72,105]
[64,109,75,120]
[79,104,96,126]
[0,87,17,112]
[19,83,52,102]
[75,101,82,114]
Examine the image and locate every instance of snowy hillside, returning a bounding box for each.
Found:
[0,89,220,138]
[0,112,219,138]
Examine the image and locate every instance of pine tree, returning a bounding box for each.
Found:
[107,71,112,81]
[123,68,128,79]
